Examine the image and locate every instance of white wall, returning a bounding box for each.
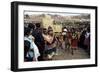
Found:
[0,0,99,73]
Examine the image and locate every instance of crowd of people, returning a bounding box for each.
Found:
[24,23,90,62]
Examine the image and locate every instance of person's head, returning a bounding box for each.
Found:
[62,27,67,32]
[24,27,31,36]
[82,30,86,35]
[87,27,90,33]
[35,23,41,28]
[71,28,75,33]
[48,26,52,31]
[28,23,35,30]
[43,28,48,34]
[48,30,53,36]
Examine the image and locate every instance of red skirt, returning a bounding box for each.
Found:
[71,39,78,48]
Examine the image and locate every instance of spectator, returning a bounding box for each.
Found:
[32,23,45,61]
[79,30,86,49]
[24,27,34,61]
[24,27,40,61]
[84,27,90,55]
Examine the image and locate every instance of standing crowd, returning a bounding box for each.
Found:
[24,23,90,62]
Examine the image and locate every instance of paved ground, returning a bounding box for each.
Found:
[52,48,90,60]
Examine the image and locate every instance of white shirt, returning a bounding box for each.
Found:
[85,32,90,39]
[24,36,40,61]
[28,35,40,61]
